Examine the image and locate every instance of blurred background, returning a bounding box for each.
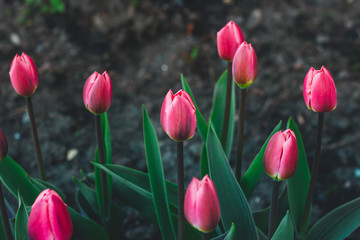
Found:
[0,0,360,239]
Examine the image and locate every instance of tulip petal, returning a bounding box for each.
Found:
[278,132,298,180]
[263,131,285,179]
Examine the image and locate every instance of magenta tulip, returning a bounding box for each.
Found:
[303,66,337,113]
[83,71,112,115]
[160,89,197,142]
[184,175,220,232]
[28,189,73,240]
[263,129,298,180]
[9,52,39,97]
[0,130,8,160]
[232,41,258,89]
[217,20,245,62]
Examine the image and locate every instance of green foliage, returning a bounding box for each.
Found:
[207,124,258,240]
[143,106,176,239]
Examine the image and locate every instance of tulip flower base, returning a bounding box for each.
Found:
[0,1,360,239]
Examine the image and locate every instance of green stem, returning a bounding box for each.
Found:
[220,62,233,150]
[0,183,12,240]
[235,88,246,182]
[26,96,45,180]
[300,112,324,235]
[95,115,108,224]
[202,232,211,240]
[177,142,185,240]
[268,180,280,240]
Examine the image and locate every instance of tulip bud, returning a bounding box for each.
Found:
[28,189,73,240]
[0,130,8,160]
[160,89,197,142]
[184,175,220,233]
[263,129,298,180]
[232,41,258,89]
[83,71,112,115]
[9,52,39,97]
[217,20,245,62]
[303,66,337,113]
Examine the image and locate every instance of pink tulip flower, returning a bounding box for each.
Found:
[303,66,337,113]
[263,129,298,180]
[9,52,39,97]
[184,175,220,233]
[28,189,73,240]
[232,41,258,88]
[217,20,245,62]
[160,89,197,142]
[83,71,112,115]
[0,129,8,160]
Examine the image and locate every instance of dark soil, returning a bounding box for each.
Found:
[0,0,360,239]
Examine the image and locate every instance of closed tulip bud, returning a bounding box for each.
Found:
[83,71,112,115]
[217,20,245,62]
[28,189,73,240]
[184,175,220,233]
[263,129,298,181]
[160,89,197,142]
[0,130,8,160]
[303,66,337,113]
[232,41,258,89]
[9,52,39,97]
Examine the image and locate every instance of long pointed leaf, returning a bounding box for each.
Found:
[209,70,236,159]
[181,74,208,141]
[207,124,258,240]
[287,117,310,235]
[272,211,294,240]
[15,192,29,240]
[305,197,360,240]
[211,223,236,240]
[142,106,176,240]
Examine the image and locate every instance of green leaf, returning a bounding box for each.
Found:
[94,162,157,222]
[69,208,109,240]
[207,124,258,240]
[209,70,236,159]
[272,211,294,240]
[200,144,209,177]
[0,156,108,240]
[74,177,126,239]
[240,121,282,197]
[181,74,208,141]
[305,197,360,240]
[0,156,38,205]
[15,192,29,240]
[143,106,176,240]
[29,177,66,200]
[211,223,236,240]
[286,117,310,235]
[73,177,100,221]
[89,164,178,208]
[94,163,201,240]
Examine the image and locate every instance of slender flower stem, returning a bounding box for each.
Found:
[177,142,185,240]
[268,180,280,240]
[235,88,246,182]
[0,183,12,240]
[300,113,324,235]
[202,232,211,240]
[26,96,45,180]
[95,115,108,224]
[221,62,233,150]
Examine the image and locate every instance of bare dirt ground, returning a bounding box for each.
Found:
[0,0,360,239]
